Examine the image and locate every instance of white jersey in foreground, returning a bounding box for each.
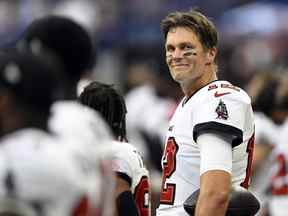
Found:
[49,100,112,144]
[0,129,98,216]
[49,100,115,216]
[109,141,151,216]
[157,80,255,216]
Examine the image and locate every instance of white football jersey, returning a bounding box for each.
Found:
[268,119,288,216]
[250,112,279,215]
[109,141,151,216]
[125,85,176,159]
[254,112,278,146]
[49,100,113,145]
[48,100,115,216]
[0,129,97,216]
[157,80,255,216]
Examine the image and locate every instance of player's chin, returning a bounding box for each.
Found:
[171,71,187,82]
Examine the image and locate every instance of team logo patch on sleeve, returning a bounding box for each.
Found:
[215,99,229,120]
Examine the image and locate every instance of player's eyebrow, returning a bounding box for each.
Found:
[166,42,195,50]
[179,42,195,48]
[165,44,175,51]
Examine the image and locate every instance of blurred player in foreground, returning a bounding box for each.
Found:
[79,81,151,216]
[17,15,115,215]
[156,9,255,216]
[17,15,112,143]
[0,51,92,215]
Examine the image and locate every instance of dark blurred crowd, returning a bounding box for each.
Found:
[2,0,288,90]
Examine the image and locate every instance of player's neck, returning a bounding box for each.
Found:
[64,82,78,100]
[1,111,48,137]
[181,68,217,97]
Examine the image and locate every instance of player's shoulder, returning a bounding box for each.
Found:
[49,100,88,130]
[112,141,137,151]
[110,141,145,168]
[111,141,141,158]
[50,100,99,120]
[0,128,52,153]
[49,100,112,140]
[199,80,251,105]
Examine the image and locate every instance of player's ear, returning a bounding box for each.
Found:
[205,47,217,65]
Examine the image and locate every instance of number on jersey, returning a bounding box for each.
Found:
[134,176,151,216]
[72,195,90,216]
[240,134,254,189]
[271,153,288,195]
[160,137,179,205]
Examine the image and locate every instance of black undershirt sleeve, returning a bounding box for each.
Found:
[116,191,139,216]
[193,121,243,147]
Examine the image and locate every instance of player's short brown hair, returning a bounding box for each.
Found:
[161,9,218,50]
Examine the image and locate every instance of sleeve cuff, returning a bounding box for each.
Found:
[193,121,243,147]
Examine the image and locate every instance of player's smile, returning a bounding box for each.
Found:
[172,63,189,69]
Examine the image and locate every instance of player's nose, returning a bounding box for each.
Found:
[172,48,184,59]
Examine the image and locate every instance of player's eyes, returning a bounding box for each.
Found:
[181,44,193,50]
[165,45,175,52]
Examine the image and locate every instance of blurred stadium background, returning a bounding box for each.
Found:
[2,0,288,215]
[2,0,288,91]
